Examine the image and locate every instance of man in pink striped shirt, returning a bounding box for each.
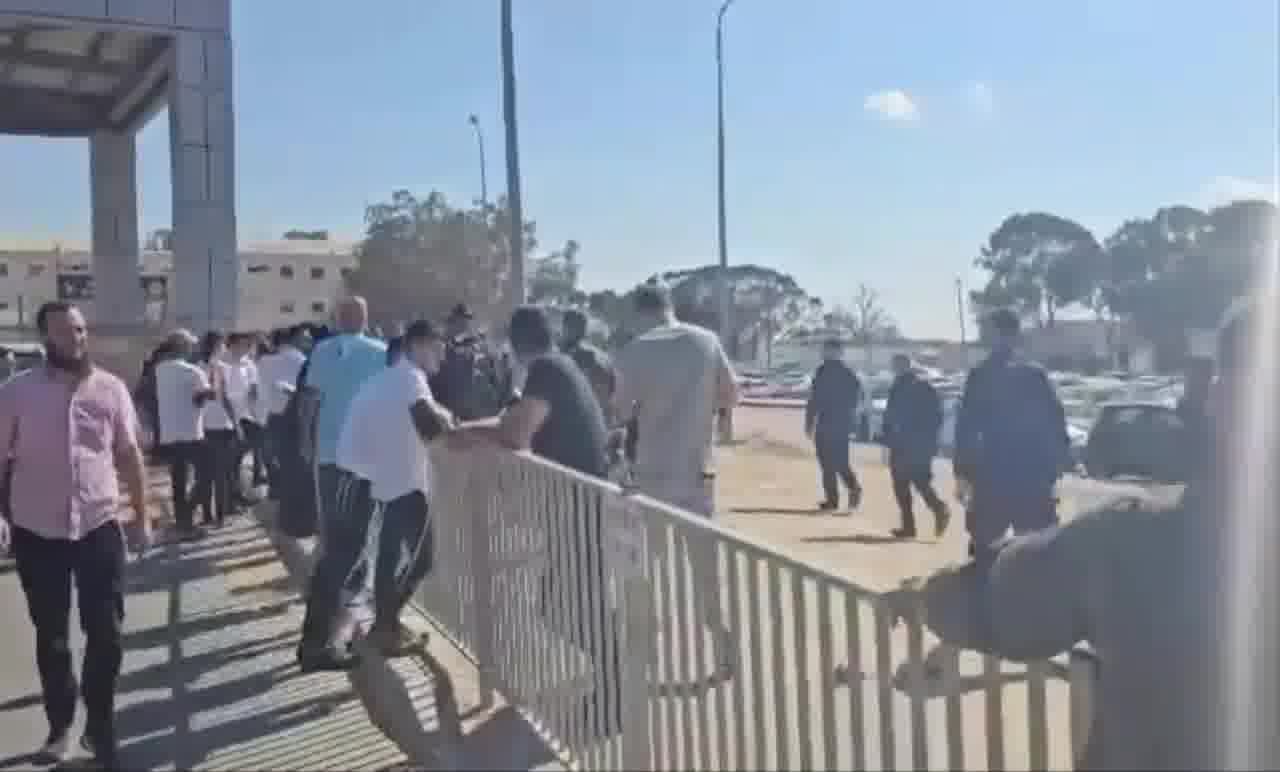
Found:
[0,302,150,767]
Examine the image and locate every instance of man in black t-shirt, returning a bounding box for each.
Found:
[451,305,615,738]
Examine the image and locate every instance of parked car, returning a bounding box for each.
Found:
[1083,401,1188,482]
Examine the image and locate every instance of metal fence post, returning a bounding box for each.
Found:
[611,492,653,770]
[469,454,498,708]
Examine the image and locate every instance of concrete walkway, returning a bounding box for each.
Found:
[0,516,430,770]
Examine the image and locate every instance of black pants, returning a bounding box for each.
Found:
[815,429,859,504]
[372,491,433,631]
[206,429,240,522]
[299,468,374,649]
[263,414,285,495]
[539,493,621,740]
[13,521,126,743]
[890,451,946,532]
[162,440,213,529]
[238,419,266,487]
[966,484,1058,558]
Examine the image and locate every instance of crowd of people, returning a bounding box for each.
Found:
[6,274,1280,768]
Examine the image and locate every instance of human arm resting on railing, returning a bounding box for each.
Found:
[890,508,1110,661]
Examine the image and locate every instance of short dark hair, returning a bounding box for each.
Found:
[986,308,1021,337]
[402,319,441,345]
[35,301,75,334]
[508,305,554,354]
[633,280,672,314]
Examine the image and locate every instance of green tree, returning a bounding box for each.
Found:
[970,212,1102,327]
[527,239,584,307]
[346,189,543,328]
[283,229,330,241]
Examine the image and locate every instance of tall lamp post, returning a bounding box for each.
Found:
[500,0,525,308]
[715,0,739,443]
[468,114,489,206]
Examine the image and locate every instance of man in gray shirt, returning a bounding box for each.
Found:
[615,281,739,671]
[890,297,1280,769]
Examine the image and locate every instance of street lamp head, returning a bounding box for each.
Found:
[468,114,479,126]
[718,0,738,21]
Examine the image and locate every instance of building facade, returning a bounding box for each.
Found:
[0,238,356,332]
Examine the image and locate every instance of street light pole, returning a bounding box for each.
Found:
[715,0,737,352]
[500,0,525,308]
[468,114,489,207]
[956,277,967,344]
[715,0,738,445]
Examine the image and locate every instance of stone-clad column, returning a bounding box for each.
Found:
[89,130,142,326]
[168,5,237,331]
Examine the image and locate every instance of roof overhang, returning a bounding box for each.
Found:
[0,20,170,137]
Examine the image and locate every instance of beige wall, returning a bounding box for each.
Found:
[0,241,356,331]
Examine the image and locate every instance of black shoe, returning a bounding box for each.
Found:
[80,732,119,768]
[891,526,917,540]
[817,500,838,511]
[848,487,864,510]
[297,644,361,673]
[177,525,206,542]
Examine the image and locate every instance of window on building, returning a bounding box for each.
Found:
[27,263,45,278]
[0,302,10,311]
[340,266,355,280]
[310,266,325,280]
[246,264,270,274]
[0,263,8,277]
[280,301,296,314]
[311,300,327,315]
[280,265,295,279]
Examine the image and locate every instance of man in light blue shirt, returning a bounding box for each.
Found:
[303,296,387,531]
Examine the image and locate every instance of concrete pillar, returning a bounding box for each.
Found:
[90,131,142,326]
[168,22,237,331]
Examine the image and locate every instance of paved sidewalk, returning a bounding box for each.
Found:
[0,516,418,770]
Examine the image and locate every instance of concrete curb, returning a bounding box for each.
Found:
[251,502,466,771]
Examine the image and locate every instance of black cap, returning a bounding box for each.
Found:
[448,303,474,321]
[403,319,442,343]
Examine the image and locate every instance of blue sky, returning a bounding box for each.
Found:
[0,0,1275,338]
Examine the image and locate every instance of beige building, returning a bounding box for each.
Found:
[0,237,357,332]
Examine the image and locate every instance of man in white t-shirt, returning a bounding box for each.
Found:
[225,333,263,498]
[297,320,454,670]
[257,326,309,496]
[153,330,217,539]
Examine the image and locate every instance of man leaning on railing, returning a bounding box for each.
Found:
[885,297,1280,770]
[451,305,620,741]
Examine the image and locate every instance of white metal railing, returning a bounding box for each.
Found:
[412,446,1097,771]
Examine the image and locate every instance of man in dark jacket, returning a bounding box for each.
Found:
[430,304,504,421]
[805,339,863,511]
[882,354,950,538]
[953,309,1069,561]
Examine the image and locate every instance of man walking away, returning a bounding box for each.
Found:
[882,354,950,538]
[155,330,217,540]
[0,301,151,767]
[804,339,864,512]
[305,297,388,538]
[614,281,738,673]
[356,321,453,656]
[453,306,618,739]
[953,309,1069,562]
[198,332,242,526]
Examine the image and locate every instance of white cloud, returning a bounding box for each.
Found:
[1196,175,1278,208]
[863,89,920,122]
[967,81,995,116]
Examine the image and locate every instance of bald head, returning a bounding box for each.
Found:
[334,296,369,334]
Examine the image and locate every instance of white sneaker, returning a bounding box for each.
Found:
[39,730,73,763]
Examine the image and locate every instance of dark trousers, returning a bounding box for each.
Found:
[966,484,1058,559]
[13,521,126,743]
[299,468,374,649]
[263,414,285,494]
[815,429,860,504]
[889,451,946,532]
[373,491,434,631]
[163,440,213,529]
[206,429,239,522]
[237,419,266,488]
